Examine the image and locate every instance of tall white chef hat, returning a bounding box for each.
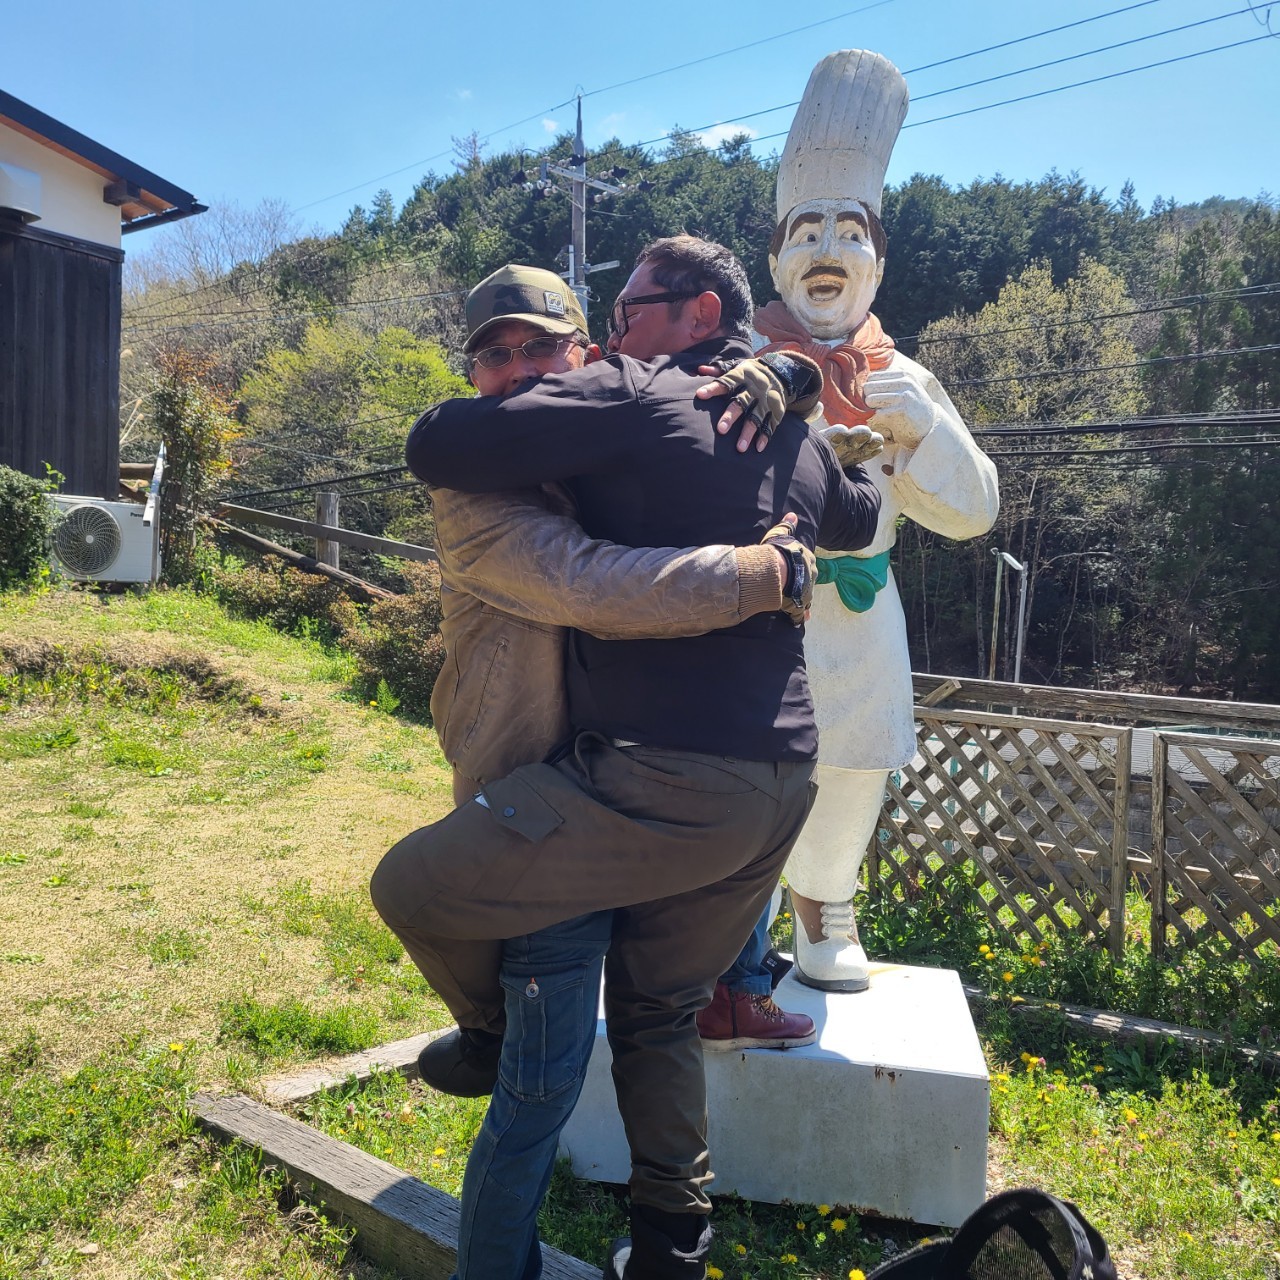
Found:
[775,49,909,223]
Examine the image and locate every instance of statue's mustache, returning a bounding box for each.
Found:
[802,264,847,281]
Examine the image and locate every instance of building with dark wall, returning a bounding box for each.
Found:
[0,91,204,498]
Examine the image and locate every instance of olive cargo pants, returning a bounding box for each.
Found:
[371,732,816,1213]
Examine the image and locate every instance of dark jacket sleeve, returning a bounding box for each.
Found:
[406,358,639,492]
[813,438,882,552]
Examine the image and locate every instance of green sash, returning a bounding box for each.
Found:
[815,549,891,613]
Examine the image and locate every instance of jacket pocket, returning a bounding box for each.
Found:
[481,774,565,842]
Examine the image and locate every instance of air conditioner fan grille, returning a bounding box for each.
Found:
[54,505,123,576]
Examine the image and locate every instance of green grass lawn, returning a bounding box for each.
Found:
[2,585,1278,1280]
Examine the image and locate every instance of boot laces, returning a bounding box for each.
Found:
[750,995,787,1022]
[819,900,857,941]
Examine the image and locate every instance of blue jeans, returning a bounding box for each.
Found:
[455,909,614,1280]
[719,899,773,996]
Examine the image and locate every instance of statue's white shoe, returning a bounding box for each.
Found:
[793,900,870,993]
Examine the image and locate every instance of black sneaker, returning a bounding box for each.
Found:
[415,1026,502,1097]
[604,1238,632,1280]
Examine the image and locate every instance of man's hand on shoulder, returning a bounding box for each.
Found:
[694,352,824,454]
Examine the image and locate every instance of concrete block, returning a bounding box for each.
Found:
[558,962,988,1228]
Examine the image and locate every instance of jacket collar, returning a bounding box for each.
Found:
[671,335,754,365]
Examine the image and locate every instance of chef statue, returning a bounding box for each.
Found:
[757,50,1000,991]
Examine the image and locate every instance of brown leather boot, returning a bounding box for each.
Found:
[696,981,816,1051]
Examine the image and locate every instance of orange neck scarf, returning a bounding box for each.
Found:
[754,301,896,428]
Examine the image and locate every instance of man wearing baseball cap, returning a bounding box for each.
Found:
[420,260,820,1066]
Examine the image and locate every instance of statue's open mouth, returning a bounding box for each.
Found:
[804,271,847,302]
[801,264,847,302]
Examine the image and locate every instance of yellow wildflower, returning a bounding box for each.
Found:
[168,1042,185,1053]
[707,1268,724,1279]
[795,1221,806,1231]
[780,1254,798,1265]
[978,944,991,954]
[1123,1108,1138,1125]
[433,1147,446,1156]
[1271,1132,1280,1142]
[734,1244,748,1256]
[1002,971,1014,983]
[831,1218,848,1233]
[1092,1065,1104,1074]
[849,1271,867,1280]
[1020,1052,1032,1063]
[818,1205,831,1216]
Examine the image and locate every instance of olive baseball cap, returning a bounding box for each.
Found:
[464,264,588,353]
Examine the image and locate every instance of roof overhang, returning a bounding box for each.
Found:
[0,89,205,234]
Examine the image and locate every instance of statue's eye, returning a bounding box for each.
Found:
[805,233,817,242]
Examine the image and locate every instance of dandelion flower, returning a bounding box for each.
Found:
[849,1270,867,1280]
[1123,1108,1138,1125]
[707,1268,724,1279]
[780,1253,798,1264]
[1271,1132,1280,1143]
[818,1205,831,1216]
[831,1219,848,1233]
[978,944,991,954]
[1020,1052,1032,1063]
[734,1244,748,1256]
[433,1147,447,1156]
[168,1042,185,1053]
[1002,971,1014,983]
[1092,1065,1104,1074]
[795,1221,806,1231]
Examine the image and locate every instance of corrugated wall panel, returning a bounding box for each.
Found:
[0,221,121,498]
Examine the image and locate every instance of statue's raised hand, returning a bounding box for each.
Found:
[862,367,938,448]
[821,424,885,468]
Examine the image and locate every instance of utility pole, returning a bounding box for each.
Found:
[570,98,587,316]
[530,96,623,328]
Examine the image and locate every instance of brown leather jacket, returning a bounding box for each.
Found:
[430,481,783,791]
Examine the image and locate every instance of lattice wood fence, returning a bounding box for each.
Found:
[869,710,1133,960]
[1151,732,1280,965]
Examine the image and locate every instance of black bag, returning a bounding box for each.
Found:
[867,1189,1118,1280]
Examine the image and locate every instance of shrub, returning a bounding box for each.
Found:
[212,555,359,642]
[345,561,446,718]
[149,351,238,585]
[0,465,59,590]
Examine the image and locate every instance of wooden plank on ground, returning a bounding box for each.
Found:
[193,1092,598,1280]
[262,1028,447,1105]
[217,503,440,565]
[960,988,1280,1074]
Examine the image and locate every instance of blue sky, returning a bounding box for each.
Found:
[8,0,1278,242]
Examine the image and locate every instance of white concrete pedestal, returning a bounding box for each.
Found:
[558,962,988,1228]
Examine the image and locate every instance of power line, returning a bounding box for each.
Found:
[589,0,1216,160]
[984,436,1280,457]
[906,283,1280,347]
[973,410,1280,436]
[952,342,1280,387]
[228,465,408,502]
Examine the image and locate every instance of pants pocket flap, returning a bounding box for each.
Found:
[481,775,565,843]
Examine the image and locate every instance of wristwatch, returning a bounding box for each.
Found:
[778,542,810,616]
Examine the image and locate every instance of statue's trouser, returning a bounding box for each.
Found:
[784,762,889,901]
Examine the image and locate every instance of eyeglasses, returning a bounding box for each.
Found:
[607,291,698,341]
[471,335,585,369]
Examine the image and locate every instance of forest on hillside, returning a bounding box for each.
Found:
[119,131,1280,701]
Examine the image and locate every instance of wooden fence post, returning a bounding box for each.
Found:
[315,492,339,568]
[1150,733,1168,961]
[1109,728,1132,963]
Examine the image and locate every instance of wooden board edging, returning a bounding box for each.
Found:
[193,1092,598,1280]
[961,985,1280,1073]
[261,1028,449,1105]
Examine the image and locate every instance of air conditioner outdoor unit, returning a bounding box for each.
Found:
[47,496,160,584]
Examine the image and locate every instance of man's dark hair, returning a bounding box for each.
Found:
[767,202,888,264]
[633,235,753,340]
